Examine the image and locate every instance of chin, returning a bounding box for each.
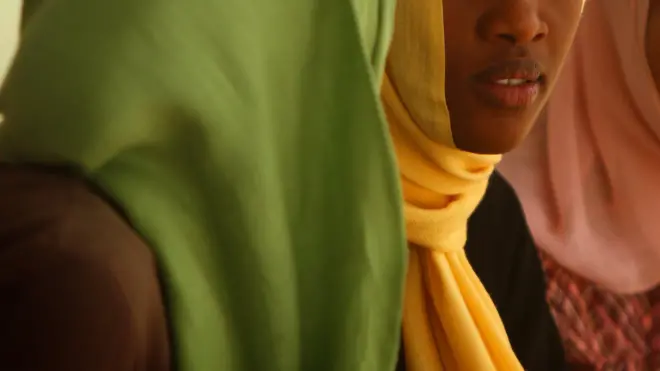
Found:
[451,110,538,154]
[455,142,513,155]
[453,130,529,155]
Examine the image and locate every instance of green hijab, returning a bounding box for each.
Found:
[0,0,406,370]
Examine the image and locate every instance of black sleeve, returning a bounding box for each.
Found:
[465,172,567,371]
[0,245,137,371]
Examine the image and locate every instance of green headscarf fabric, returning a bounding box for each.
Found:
[0,0,406,370]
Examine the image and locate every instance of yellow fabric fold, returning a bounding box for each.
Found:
[382,0,524,370]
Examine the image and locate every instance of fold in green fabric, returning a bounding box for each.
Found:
[0,0,407,370]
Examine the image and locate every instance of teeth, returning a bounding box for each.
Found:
[495,78,528,86]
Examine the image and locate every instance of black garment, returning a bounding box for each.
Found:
[0,165,563,371]
[396,172,567,371]
[0,165,171,371]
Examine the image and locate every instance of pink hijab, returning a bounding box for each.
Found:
[499,0,660,294]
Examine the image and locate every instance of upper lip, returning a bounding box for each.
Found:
[474,59,544,84]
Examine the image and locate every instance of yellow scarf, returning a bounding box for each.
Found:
[382,0,524,370]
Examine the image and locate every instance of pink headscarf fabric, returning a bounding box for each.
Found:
[499,0,660,294]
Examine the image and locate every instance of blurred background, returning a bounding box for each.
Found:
[0,0,21,83]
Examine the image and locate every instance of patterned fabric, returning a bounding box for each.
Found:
[540,251,660,370]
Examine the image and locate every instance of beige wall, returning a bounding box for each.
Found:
[0,0,21,83]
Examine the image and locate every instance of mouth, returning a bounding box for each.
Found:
[473,59,546,109]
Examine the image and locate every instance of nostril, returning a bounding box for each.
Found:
[532,32,546,42]
[498,34,518,44]
[497,31,546,45]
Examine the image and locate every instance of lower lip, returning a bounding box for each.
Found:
[475,81,541,109]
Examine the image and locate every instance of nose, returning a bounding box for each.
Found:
[478,0,548,45]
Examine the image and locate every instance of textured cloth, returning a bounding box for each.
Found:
[383,0,521,369]
[542,251,660,370]
[499,0,660,293]
[395,173,568,371]
[0,1,409,370]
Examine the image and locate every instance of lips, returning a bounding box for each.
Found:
[473,59,545,109]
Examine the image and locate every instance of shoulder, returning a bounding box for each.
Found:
[0,164,161,305]
[466,170,540,300]
[465,171,530,272]
[465,171,567,370]
[0,164,170,371]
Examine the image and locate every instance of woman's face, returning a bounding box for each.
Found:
[443,0,585,154]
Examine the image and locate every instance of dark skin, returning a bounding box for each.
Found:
[647,0,660,92]
[442,0,585,154]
